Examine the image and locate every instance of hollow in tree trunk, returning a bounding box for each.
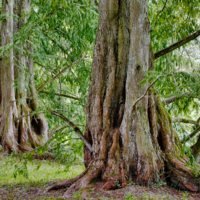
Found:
[0,0,48,153]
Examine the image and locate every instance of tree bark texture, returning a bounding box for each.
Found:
[0,0,48,153]
[62,0,200,195]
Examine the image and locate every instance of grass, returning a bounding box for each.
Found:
[0,155,84,186]
[0,155,198,199]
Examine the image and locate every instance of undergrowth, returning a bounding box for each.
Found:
[0,154,84,186]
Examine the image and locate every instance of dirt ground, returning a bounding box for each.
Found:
[1,181,200,200]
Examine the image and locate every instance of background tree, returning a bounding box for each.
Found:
[0,0,48,153]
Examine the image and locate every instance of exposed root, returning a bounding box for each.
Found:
[166,155,200,192]
[63,166,102,198]
[44,160,93,193]
[102,180,118,190]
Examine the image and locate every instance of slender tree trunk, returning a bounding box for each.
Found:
[0,0,48,153]
[62,0,200,196]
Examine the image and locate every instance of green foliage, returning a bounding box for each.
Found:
[0,155,84,185]
[123,192,136,200]
[181,138,199,177]
[147,0,200,146]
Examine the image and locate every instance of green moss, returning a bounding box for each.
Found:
[174,131,182,150]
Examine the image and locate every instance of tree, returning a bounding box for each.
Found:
[45,0,200,197]
[0,0,48,153]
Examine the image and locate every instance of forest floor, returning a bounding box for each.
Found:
[0,155,200,200]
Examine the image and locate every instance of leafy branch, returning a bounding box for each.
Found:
[181,126,200,143]
[162,92,199,104]
[15,110,92,152]
[132,74,171,108]
[155,29,200,59]
[37,56,86,92]
[173,118,199,126]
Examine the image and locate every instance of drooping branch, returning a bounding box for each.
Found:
[34,61,57,75]
[37,56,85,92]
[49,125,68,136]
[15,109,92,151]
[37,4,63,27]
[155,29,200,59]
[15,111,45,122]
[39,90,80,100]
[42,32,67,53]
[162,92,199,104]
[132,74,171,108]
[152,0,168,31]
[173,118,199,126]
[51,111,92,152]
[181,126,200,143]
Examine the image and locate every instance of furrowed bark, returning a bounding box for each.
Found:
[45,0,200,197]
[191,128,200,163]
[82,0,200,193]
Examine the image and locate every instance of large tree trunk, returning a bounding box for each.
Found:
[62,0,200,196]
[0,0,48,153]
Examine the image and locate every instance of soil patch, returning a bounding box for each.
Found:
[1,181,200,199]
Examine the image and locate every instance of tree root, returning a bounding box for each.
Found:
[44,160,93,193]
[63,166,102,198]
[102,180,118,190]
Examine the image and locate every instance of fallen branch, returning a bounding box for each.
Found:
[51,111,92,152]
[37,56,85,92]
[173,118,199,126]
[181,126,200,143]
[155,29,200,59]
[44,160,93,193]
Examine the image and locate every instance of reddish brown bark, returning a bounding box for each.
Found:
[46,0,200,197]
[81,0,200,194]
